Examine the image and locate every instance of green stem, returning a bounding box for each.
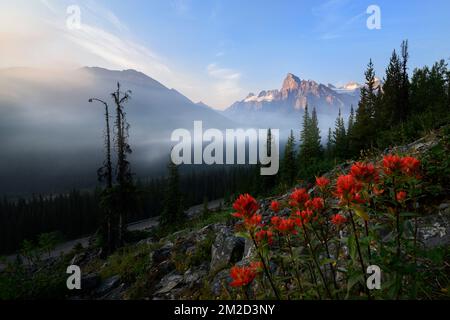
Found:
[302,224,333,299]
[287,235,305,297]
[348,208,371,299]
[251,234,280,300]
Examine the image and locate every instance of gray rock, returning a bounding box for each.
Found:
[210,269,232,297]
[210,226,245,272]
[152,242,173,264]
[96,275,121,296]
[439,202,450,212]
[70,252,86,265]
[81,273,100,291]
[154,273,183,295]
[184,266,208,289]
[417,211,450,248]
[100,283,126,300]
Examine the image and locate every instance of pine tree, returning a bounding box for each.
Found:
[399,40,410,121]
[160,159,183,226]
[352,59,377,153]
[281,129,296,186]
[260,128,277,192]
[111,82,135,247]
[348,105,355,134]
[325,127,334,159]
[347,105,355,157]
[333,108,347,159]
[298,105,322,178]
[89,82,135,254]
[310,107,322,158]
[381,49,402,127]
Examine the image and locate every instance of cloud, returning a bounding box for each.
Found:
[311,0,365,40]
[0,1,172,81]
[207,63,241,81]
[206,63,244,108]
[0,0,244,110]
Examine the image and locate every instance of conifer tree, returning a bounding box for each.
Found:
[160,159,183,226]
[298,105,322,178]
[111,82,135,247]
[333,108,347,159]
[399,40,410,121]
[281,129,296,186]
[310,107,322,158]
[325,127,334,159]
[347,105,355,157]
[381,49,402,127]
[261,128,277,192]
[352,59,377,153]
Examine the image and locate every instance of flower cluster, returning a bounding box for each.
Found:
[255,229,274,245]
[383,154,421,177]
[229,154,422,299]
[271,216,299,234]
[232,193,259,219]
[229,262,262,287]
[350,162,379,184]
[331,213,347,226]
[232,193,262,229]
[289,188,310,208]
[315,176,330,190]
[335,174,364,205]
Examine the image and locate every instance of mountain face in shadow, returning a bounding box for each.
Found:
[0,67,235,195]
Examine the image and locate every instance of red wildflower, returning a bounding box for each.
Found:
[308,197,325,211]
[331,213,347,226]
[297,209,314,225]
[232,194,259,219]
[396,190,407,202]
[350,162,379,184]
[270,200,280,213]
[229,262,261,287]
[383,155,403,175]
[335,174,364,204]
[255,229,274,245]
[315,176,330,189]
[271,216,298,234]
[244,214,262,229]
[290,188,309,208]
[401,156,420,176]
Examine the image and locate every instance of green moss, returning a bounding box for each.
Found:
[100,243,153,283]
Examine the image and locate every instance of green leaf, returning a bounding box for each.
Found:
[234,232,250,240]
[320,258,336,266]
[400,211,418,217]
[346,274,364,298]
[348,235,357,261]
[352,205,369,221]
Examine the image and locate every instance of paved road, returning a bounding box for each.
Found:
[0,216,160,269]
[0,199,224,270]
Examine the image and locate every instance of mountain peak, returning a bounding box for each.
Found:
[282,73,301,91]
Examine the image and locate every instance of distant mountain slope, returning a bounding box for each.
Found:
[225,73,360,122]
[0,67,235,194]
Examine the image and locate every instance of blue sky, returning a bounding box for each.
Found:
[1,0,450,108]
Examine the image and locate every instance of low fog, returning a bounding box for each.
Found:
[0,67,349,196]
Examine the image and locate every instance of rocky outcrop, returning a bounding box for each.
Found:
[210,226,245,273]
[418,202,450,248]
